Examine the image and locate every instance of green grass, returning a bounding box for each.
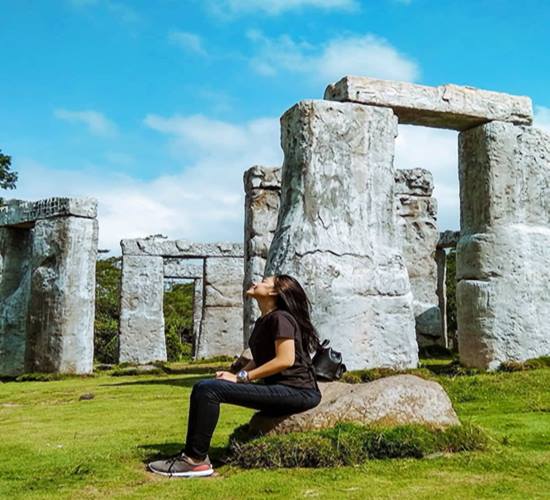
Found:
[1,360,549,499]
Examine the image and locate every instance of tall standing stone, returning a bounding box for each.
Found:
[243,166,282,343]
[457,122,550,369]
[25,217,98,374]
[1,198,98,376]
[265,100,418,370]
[197,256,244,358]
[395,169,443,347]
[119,255,166,364]
[0,228,32,376]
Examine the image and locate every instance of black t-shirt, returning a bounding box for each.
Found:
[248,309,318,390]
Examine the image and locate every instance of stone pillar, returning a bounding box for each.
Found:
[119,255,166,364]
[435,247,448,348]
[265,100,417,370]
[457,122,550,369]
[196,256,244,359]
[192,277,204,352]
[243,166,282,343]
[0,228,32,376]
[395,168,443,347]
[25,217,98,374]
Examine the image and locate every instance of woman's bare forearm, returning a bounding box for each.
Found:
[248,357,292,382]
[243,359,256,371]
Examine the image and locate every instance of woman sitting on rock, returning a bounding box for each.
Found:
[148,274,322,478]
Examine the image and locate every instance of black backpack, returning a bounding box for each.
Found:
[312,339,347,381]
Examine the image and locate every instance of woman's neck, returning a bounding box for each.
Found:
[259,302,278,317]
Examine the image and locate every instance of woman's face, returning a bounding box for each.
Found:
[246,275,277,298]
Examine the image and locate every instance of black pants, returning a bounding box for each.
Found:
[184,379,322,459]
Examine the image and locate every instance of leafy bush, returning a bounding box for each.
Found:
[94,257,121,364]
[341,367,433,384]
[228,422,489,468]
[498,356,550,372]
[163,282,194,361]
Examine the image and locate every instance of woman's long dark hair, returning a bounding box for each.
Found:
[273,274,320,353]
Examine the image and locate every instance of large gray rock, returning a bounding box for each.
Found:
[395,169,443,347]
[119,255,167,364]
[243,166,282,343]
[265,100,417,370]
[0,228,32,376]
[457,121,550,369]
[25,217,98,374]
[249,375,459,435]
[196,257,244,358]
[325,76,533,130]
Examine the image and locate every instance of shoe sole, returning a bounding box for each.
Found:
[148,464,214,478]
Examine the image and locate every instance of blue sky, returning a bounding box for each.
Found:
[2,0,549,251]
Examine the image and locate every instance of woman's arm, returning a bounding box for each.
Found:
[243,359,256,371]
[247,338,295,382]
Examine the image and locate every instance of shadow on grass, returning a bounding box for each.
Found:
[139,442,230,467]
[101,374,210,389]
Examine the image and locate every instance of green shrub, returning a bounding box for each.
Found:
[228,422,489,468]
[341,367,434,384]
[498,356,550,372]
[94,257,121,364]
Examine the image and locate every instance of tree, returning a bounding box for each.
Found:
[0,149,18,203]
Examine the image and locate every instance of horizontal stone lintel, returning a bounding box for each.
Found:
[121,238,244,257]
[0,197,97,227]
[324,76,533,131]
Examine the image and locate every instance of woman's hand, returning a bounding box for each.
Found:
[215,371,237,383]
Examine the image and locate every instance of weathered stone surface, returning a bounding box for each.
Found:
[195,257,244,358]
[121,238,243,258]
[243,165,282,191]
[249,375,459,435]
[196,305,243,359]
[25,217,98,374]
[0,197,97,227]
[0,228,32,376]
[119,255,167,364]
[457,122,550,369]
[164,258,204,278]
[395,169,443,347]
[394,167,434,196]
[243,166,282,343]
[438,230,460,249]
[265,100,417,370]
[192,278,204,348]
[435,248,449,348]
[324,76,533,130]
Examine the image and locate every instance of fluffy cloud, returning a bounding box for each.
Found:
[169,31,207,56]
[248,32,420,84]
[395,125,459,231]
[12,115,282,253]
[210,0,358,15]
[54,109,118,137]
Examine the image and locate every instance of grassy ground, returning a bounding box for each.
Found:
[1,360,549,499]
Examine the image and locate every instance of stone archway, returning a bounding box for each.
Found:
[261,76,548,370]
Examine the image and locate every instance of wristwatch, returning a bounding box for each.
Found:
[236,369,249,383]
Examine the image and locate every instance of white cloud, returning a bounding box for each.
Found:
[395,125,460,231]
[248,32,420,84]
[169,31,207,56]
[534,105,550,133]
[12,115,282,253]
[54,109,118,137]
[210,0,358,15]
